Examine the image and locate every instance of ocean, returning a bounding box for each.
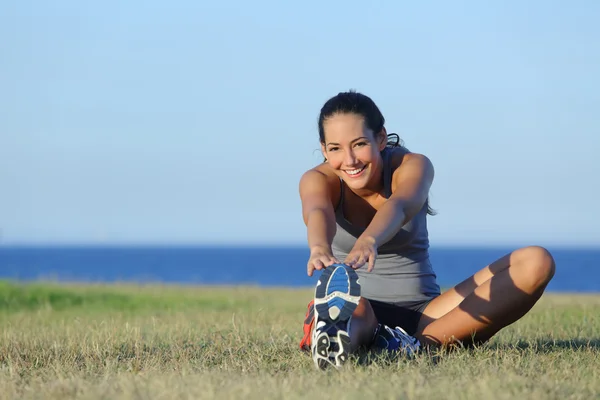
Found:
[0,246,599,292]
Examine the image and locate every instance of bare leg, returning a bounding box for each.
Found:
[416,246,556,347]
[348,298,379,351]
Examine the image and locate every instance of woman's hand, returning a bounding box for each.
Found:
[344,236,377,272]
[307,246,339,277]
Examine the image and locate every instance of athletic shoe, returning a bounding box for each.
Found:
[299,300,314,352]
[311,263,361,370]
[373,324,421,356]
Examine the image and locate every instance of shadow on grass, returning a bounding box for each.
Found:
[348,337,600,368]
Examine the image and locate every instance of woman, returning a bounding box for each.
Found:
[298,90,556,370]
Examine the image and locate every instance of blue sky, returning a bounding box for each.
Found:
[1,0,598,246]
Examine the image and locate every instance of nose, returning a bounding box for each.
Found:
[344,149,357,166]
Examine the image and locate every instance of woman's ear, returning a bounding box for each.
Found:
[378,127,388,151]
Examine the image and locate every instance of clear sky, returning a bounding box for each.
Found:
[1,1,598,247]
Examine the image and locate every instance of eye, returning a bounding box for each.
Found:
[354,141,367,147]
[328,147,339,152]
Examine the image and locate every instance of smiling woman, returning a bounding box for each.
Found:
[298,90,556,370]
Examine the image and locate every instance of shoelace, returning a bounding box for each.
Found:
[373,324,420,354]
[389,326,413,341]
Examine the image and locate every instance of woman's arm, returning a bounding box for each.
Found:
[345,153,435,270]
[299,169,340,276]
[364,152,434,245]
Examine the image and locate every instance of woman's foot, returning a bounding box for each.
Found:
[372,324,421,355]
[311,263,361,370]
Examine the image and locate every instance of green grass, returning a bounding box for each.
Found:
[1,280,600,399]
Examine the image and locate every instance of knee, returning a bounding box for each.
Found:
[518,246,556,289]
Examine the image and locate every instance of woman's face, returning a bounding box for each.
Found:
[321,112,386,191]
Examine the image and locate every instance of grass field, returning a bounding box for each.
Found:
[1,280,599,399]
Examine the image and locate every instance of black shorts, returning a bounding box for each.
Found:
[366,297,435,336]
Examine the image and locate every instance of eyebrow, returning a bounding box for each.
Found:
[326,137,369,146]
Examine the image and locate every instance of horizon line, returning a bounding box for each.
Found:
[0,241,598,250]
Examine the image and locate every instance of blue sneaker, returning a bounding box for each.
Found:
[311,263,361,370]
[373,324,421,356]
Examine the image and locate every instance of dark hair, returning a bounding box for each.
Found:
[317,90,436,216]
[318,90,384,144]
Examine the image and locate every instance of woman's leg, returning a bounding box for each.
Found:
[348,298,379,350]
[415,246,556,347]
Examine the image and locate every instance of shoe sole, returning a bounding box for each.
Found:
[312,264,361,370]
[314,264,361,323]
[313,329,352,370]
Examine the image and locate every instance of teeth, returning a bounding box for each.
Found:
[346,167,364,176]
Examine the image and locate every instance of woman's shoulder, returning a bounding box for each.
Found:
[299,162,338,181]
[298,163,342,206]
[387,146,432,173]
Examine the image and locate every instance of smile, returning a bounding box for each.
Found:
[343,166,366,177]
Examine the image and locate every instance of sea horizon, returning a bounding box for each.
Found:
[1,245,599,293]
[1,242,598,250]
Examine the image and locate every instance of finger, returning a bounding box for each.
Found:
[344,253,357,266]
[321,256,336,267]
[368,253,375,272]
[330,256,340,265]
[307,259,323,277]
[314,259,325,271]
[354,253,367,269]
[351,251,366,269]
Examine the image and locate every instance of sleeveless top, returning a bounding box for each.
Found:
[331,146,441,303]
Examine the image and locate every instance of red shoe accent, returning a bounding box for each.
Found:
[299,300,315,351]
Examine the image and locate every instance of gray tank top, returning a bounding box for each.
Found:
[331,146,441,303]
